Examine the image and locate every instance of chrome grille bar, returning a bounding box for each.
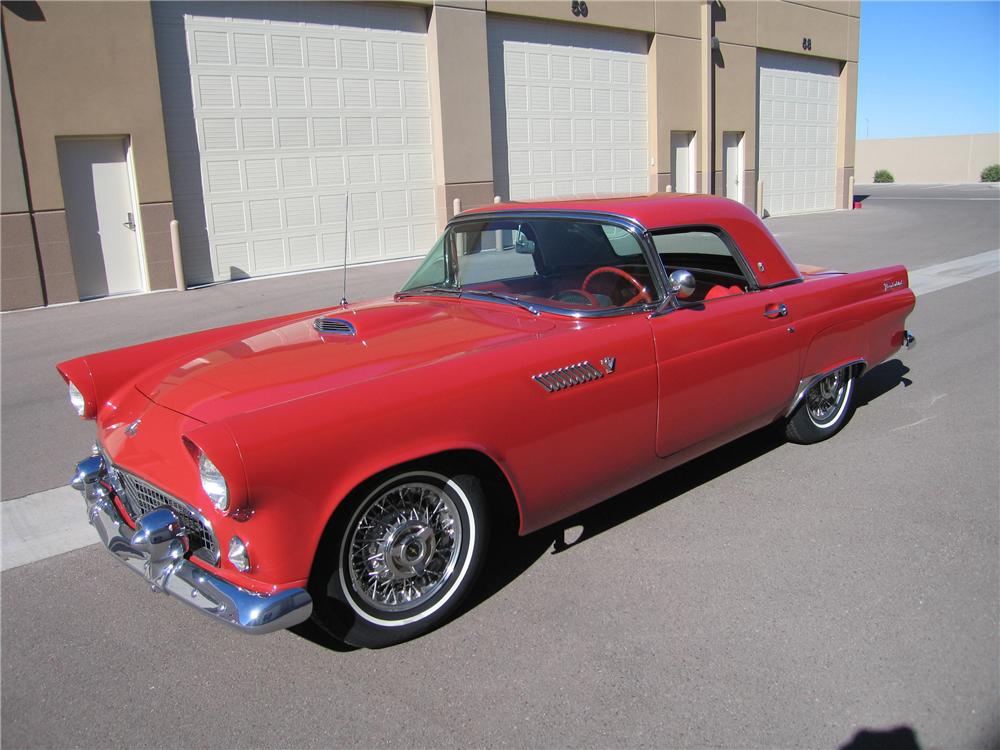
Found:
[111,465,220,564]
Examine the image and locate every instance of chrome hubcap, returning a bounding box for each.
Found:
[347,482,461,613]
[807,369,846,424]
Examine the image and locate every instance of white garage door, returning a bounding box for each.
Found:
[488,19,649,201]
[153,3,437,285]
[758,52,840,216]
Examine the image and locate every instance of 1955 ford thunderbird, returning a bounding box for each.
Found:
[59,194,916,647]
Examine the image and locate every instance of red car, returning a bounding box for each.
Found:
[59,195,916,647]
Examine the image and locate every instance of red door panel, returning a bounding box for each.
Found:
[651,289,801,457]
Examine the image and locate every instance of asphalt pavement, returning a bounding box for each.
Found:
[1,183,997,748]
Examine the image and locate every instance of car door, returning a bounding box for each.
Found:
[648,228,801,458]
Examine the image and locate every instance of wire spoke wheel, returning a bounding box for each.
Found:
[311,468,488,647]
[347,482,462,614]
[806,369,847,426]
[786,365,858,444]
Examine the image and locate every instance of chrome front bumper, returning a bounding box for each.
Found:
[71,456,312,634]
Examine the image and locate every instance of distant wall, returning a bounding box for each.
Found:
[856,133,1000,184]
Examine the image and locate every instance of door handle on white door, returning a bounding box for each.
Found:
[123,212,136,231]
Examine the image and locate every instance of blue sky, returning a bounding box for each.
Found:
[857,1,1000,139]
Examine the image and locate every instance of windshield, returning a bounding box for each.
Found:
[400,217,660,312]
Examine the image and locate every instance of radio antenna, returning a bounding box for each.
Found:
[340,192,350,306]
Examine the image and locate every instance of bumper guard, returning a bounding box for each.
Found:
[71,456,312,634]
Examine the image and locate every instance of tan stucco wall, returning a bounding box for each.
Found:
[856,134,1000,184]
[654,0,701,38]
[714,42,757,170]
[2,1,171,211]
[1,42,28,215]
[428,3,495,225]
[650,31,702,187]
[757,0,856,62]
[490,0,655,33]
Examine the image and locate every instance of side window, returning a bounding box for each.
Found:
[651,228,752,302]
[653,230,732,258]
[601,225,643,258]
[451,222,539,285]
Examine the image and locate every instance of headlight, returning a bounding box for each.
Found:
[198,451,229,512]
[68,382,86,416]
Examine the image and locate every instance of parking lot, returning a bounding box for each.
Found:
[2,183,998,748]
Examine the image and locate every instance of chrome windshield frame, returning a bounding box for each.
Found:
[397,209,670,320]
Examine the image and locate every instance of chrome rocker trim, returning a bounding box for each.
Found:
[71,456,312,635]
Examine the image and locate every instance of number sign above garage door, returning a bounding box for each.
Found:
[153,2,438,285]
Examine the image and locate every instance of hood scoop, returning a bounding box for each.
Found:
[313,316,356,336]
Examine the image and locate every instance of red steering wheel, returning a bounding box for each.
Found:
[582,266,653,307]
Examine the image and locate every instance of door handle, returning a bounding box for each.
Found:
[763,303,788,319]
[123,212,136,231]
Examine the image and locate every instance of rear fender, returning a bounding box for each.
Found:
[799,320,868,381]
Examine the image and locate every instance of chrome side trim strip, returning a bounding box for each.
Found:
[785,358,867,417]
[71,457,312,635]
[532,361,605,393]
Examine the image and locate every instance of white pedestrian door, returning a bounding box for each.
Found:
[57,138,143,299]
[723,132,743,203]
[670,131,695,193]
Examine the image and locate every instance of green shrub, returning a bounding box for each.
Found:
[873,169,895,183]
[981,164,1000,182]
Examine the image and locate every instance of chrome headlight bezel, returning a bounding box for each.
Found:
[198,451,229,513]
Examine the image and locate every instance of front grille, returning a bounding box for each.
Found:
[112,465,220,564]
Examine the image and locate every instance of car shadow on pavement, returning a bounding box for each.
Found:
[853,358,912,408]
[839,725,921,750]
[293,358,911,650]
[465,358,913,614]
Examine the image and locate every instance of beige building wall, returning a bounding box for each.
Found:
[2,33,46,311]
[856,133,1000,184]
[649,31,702,193]
[701,0,858,208]
[2,0,860,309]
[489,0,655,33]
[2,1,177,304]
[427,3,496,225]
[428,0,858,210]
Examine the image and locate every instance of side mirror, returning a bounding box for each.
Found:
[668,269,696,300]
[514,237,536,254]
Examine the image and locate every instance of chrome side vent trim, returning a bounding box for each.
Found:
[532,361,605,393]
[314,317,356,335]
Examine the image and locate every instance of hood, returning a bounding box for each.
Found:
[135,297,554,423]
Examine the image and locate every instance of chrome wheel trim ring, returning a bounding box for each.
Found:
[806,369,852,428]
[338,472,476,627]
